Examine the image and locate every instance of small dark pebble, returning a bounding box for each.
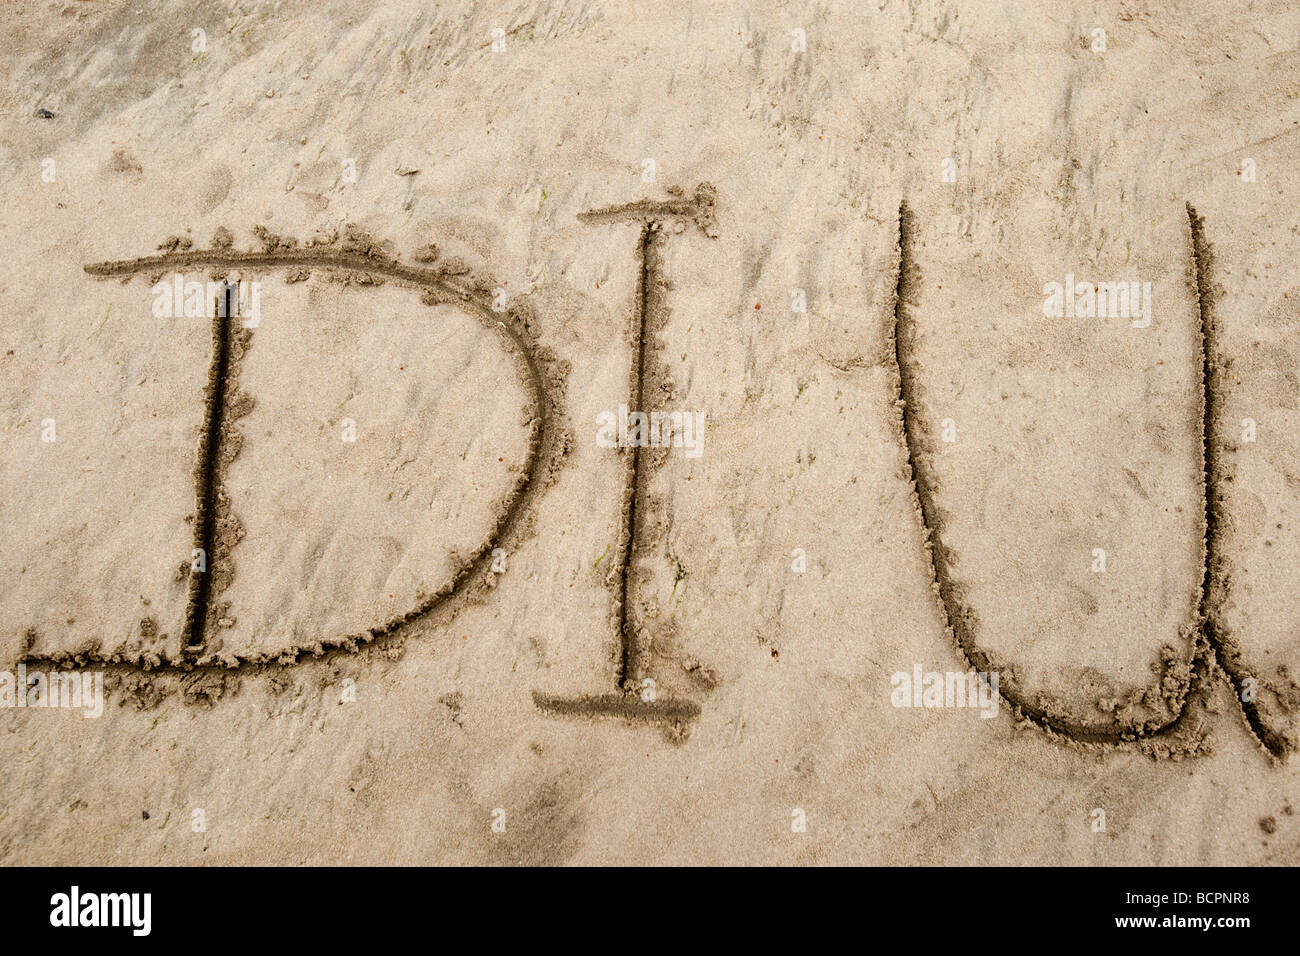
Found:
[142,810,150,820]
[1259,816,1276,834]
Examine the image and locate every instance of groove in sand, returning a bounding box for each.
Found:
[892,200,1284,759]
[533,190,715,725]
[180,290,236,660]
[1187,204,1288,758]
[21,244,565,676]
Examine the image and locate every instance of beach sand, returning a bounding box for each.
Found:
[0,0,1297,864]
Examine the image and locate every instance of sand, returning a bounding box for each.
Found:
[0,0,1297,864]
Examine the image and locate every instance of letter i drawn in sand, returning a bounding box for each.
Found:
[182,281,246,664]
[532,184,717,732]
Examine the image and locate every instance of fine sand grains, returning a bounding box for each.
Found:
[1,0,1298,865]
